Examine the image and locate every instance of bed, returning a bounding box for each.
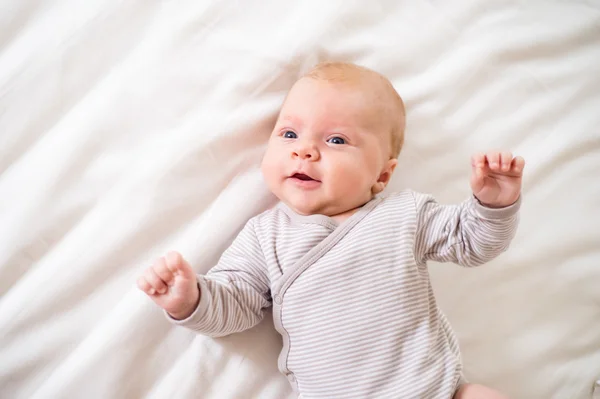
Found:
[1,1,599,398]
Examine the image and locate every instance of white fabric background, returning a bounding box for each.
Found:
[1,1,599,398]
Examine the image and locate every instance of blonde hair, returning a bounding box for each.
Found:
[304,61,406,158]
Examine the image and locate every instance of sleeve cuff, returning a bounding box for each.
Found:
[471,195,521,219]
[164,276,211,327]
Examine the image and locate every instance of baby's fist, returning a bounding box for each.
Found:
[137,251,200,320]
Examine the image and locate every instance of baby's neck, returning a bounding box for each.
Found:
[282,198,374,224]
[329,206,361,224]
[330,195,377,223]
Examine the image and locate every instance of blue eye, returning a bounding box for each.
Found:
[283,131,297,139]
[327,136,345,145]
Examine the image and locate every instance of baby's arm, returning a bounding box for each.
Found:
[413,151,525,267]
[138,219,271,337]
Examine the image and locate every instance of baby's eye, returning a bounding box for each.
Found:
[283,131,297,139]
[327,136,345,145]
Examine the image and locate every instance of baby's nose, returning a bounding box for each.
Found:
[292,144,319,161]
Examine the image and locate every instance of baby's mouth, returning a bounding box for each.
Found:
[291,173,319,182]
[288,173,322,189]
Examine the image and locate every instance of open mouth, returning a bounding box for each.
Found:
[289,172,321,189]
[291,173,318,182]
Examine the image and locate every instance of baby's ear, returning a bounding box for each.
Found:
[372,158,398,194]
[378,158,398,185]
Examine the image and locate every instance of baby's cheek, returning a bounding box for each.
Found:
[336,163,371,195]
[261,152,280,188]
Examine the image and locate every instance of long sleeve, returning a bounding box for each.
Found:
[412,191,520,267]
[167,218,271,337]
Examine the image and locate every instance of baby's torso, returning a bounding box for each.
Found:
[253,191,462,399]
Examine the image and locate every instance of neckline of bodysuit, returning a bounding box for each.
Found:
[276,195,383,231]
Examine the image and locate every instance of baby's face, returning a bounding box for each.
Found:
[261,78,396,216]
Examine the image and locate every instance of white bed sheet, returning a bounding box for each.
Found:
[1,1,599,398]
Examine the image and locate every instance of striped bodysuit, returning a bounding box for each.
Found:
[168,190,520,398]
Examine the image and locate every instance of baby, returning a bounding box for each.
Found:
[138,62,525,399]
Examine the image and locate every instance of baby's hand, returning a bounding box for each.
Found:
[470,151,525,208]
[137,251,200,320]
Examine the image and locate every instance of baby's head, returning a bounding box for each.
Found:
[261,62,405,216]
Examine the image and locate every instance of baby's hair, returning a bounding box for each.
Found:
[304,61,406,159]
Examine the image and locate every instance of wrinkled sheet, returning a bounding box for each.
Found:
[1,1,599,398]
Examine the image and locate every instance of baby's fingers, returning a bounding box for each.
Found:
[510,156,526,175]
[165,251,196,281]
[137,276,154,295]
[500,151,513,172]
[470,153,485,194]
[154,257,175,287]
[144,267,168,295]
[485,151,501,171]
[471,153,485,168]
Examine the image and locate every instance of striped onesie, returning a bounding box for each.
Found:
[169,190,520,398]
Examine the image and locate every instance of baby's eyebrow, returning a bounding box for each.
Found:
[279,115,303,127]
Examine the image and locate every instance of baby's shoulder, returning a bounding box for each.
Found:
[380,188,431,205]
[378,189,441,216]
[245,204,291,233]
